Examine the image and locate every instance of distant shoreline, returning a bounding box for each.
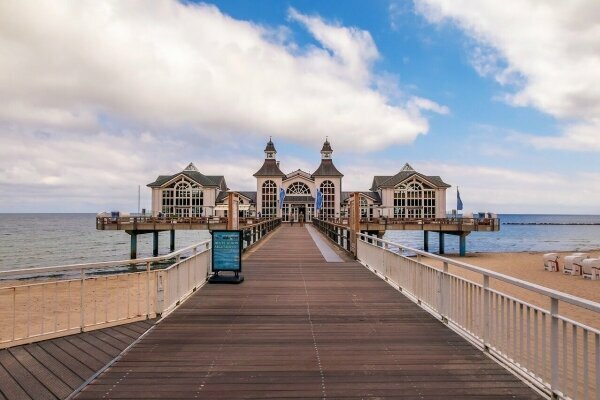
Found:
[504,222,600,225]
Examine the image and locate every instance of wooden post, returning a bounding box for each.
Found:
[227,192,233,230]
[349,192,360,256]
[227,192,239,230]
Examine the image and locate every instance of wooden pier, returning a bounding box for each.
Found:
[73,225,538,399]
[96,216,280,259]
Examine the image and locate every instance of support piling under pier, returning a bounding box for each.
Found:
[439,232,445,254]
[130,232,137,259]
[152,231,159,257]
[424,231,429,252]
[170,230,175,252]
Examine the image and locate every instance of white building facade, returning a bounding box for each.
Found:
[148,139,450,221]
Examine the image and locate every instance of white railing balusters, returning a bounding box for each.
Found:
[356,233,599,399]
[0,240,211,349]
[594,332,600,400]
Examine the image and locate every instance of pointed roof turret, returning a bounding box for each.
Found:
[321,137,333,153]
[313,138,343,177]
[265,136,276,154]
[254,138,286,177]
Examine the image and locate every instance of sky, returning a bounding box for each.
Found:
[1,0,599,214]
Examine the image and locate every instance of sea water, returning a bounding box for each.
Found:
[0,214,211,271]
[0,213,599,271]
[384,214,600,254]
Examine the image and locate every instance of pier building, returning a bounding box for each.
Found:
[99,137,498,257]
[147,138,449,223]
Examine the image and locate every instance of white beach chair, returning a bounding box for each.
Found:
[543,253,559,272]
[582,258,600,280]
[563,254,589,276]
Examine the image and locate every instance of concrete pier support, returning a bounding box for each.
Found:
[130,232,138,259]
[170,230,175,252]
[459,234,467,257]
[423,231,429,252]
[153,231,159,257]
[439,232,445,254]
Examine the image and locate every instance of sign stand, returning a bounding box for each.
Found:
[209,230,244,284]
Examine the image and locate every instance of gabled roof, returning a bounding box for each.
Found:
[312,159,343,177]
[341,191,382,204]
[284,169,313,181]
[371,168,450,190]
[216,191,257,204]
[253,159,286,177]
[206,175,228,191]
[237,191,257,203]
[370,176,392,191]
[147,170,226,188]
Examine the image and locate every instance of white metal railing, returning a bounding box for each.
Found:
[357,233,599,400]
[0,240,211,349]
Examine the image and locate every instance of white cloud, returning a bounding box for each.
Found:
[414,0,600,151]
[0,1,443,152]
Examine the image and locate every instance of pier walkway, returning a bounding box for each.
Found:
[75,225,539,399]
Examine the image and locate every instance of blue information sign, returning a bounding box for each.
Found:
[211,230,242,272]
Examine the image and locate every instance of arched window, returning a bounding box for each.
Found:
[286,182,311,195]
[393,179,435,219]
[319,180,335,218]
[161,178,203,217]
[262,180,277,217]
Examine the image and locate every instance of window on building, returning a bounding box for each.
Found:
[360,196,369,218]
[161,178,203,217]
[320,180,335,218]
[393,179,436,219]
[286,182,311,195]
[262,180,277,217]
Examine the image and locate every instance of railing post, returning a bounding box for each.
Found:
[80,268,85,331]
[146,261,151,319]
[439,262,448,322]
[483,274,490,350]
[550,297,559,397]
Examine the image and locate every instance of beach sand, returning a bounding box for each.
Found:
[426,250,600,330]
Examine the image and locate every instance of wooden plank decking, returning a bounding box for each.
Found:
[0,319,155,400]
[77,226,541,399]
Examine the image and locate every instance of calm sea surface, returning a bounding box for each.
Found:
[385,214,600,254]
[0,213,599,271]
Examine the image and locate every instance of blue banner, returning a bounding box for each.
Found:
[315,189,323,210]
[279,187,285,208]
[457,188,464,211]
[212,230,242,271]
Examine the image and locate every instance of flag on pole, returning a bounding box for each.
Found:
[457,187,464,211]
[315,190,323,210]
[279,187,285,209]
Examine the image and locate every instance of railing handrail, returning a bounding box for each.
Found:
[357,232,600,313]
[0,239,211,278]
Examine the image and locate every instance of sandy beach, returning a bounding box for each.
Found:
[426,250,600,330]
